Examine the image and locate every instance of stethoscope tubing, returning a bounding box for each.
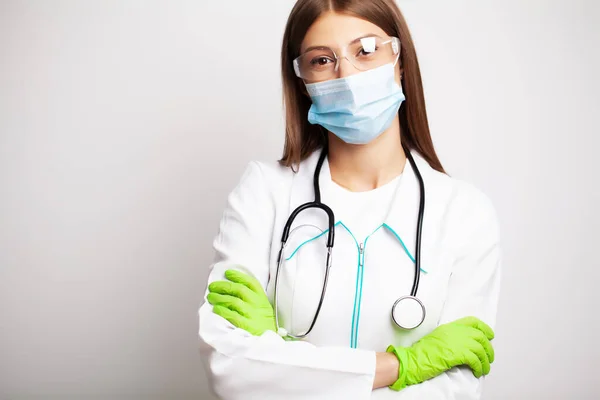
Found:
[274,144,424,338]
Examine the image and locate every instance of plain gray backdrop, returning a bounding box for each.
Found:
[1,0,599,399]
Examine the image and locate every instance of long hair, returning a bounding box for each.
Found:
[279,0,445,174]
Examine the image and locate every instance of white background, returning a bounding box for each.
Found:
[1,0,599,399]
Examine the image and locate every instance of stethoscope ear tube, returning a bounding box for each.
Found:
[403,144,425,298]
[275,202,335,339]
[280,202,336,247]
[313,146,328,204]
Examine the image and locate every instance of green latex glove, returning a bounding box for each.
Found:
[206,269,277,336]
[387,316,495,391]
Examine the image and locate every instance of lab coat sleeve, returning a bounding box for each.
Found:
[394,184,502,400]
[198,161,376,400]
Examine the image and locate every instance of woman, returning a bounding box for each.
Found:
[198,0,501,399]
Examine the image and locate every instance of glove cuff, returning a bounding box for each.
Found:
[386,344,409,391]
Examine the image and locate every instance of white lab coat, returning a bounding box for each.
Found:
[198,148,502,400]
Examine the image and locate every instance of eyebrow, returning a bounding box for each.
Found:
[302,33,383,54]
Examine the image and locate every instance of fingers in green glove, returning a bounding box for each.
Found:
[456,317,495,374]
[452,325,492,375]
[206,293,253,317]
[207,269,277,337]
[454,316,495,340]
[224,269,264,294]
[208,280,255,303]
[465,340,491,376]
[212,304,251,331]
[469,327,495,364]
[463,346,485,378]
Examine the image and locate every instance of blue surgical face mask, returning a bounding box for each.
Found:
[305,62,405,145]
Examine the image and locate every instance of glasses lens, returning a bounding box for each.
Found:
[348,37,398,71]
[295,47,336,81]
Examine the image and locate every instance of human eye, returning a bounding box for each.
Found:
[305,49,335,71]
[309,55,334,67]
[356,46,379,58]
[353,37,379,58]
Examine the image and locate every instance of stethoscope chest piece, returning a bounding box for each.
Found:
[391,295,426,330]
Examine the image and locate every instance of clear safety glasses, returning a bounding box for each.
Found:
[293,36,401,82]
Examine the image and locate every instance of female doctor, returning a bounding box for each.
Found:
[198,0,502,399]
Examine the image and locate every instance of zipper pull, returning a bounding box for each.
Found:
[359,243,365,266]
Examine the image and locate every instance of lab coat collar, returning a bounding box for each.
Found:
[290,146,432,258]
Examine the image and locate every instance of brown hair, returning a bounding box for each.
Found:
[279,0,445,174]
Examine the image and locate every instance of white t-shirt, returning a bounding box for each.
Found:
[328,173,402,241]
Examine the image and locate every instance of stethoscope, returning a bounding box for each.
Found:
[273,144,426,339]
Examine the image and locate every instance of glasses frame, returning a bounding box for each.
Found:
[293,36,401,81]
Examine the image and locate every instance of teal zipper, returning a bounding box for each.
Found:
[351,226,382,348]
[353,242,365,348]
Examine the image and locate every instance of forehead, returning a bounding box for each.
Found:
[301,12,388,53]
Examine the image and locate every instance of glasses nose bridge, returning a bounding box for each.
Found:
[332,45,351,72]
[334,57,361,79]
[334,52,358,73]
